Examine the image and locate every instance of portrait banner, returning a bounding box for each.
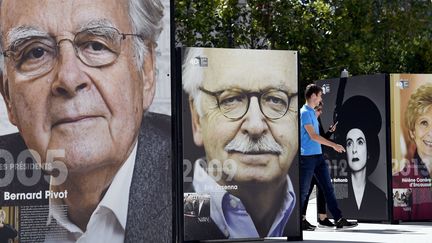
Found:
[390,74,432,221]
[0,0,172,242]
[180,47,301,241]
[315,74,390,221]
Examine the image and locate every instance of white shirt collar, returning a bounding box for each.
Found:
[97,142,137,229]
[47,142,138,237]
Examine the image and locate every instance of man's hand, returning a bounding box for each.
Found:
[333,144,345,153]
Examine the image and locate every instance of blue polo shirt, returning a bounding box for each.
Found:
[300,104,322,155]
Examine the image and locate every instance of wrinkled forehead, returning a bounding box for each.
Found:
[201,49,297,93]
[0,0,130,46]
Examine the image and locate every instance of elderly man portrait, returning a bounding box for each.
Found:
[182,47,299,240]
[0,0,172,242]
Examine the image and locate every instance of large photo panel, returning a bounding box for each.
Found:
[315,74,389,221]
[390,74,432,221]
[0,0,172,242]
[181,47,301,241]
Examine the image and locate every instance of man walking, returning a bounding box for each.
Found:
[300,84,358,230]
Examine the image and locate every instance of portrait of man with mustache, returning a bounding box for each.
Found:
[181,47,299,240]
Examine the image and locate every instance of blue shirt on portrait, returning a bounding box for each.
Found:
[300,104,322,155]
[192,160,296,238]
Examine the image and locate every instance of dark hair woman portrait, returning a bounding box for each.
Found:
[336,95,387,220]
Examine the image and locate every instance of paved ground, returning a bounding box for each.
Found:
[296,197,432,243]
[240,196,432,243]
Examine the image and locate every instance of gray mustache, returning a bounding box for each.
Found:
[224,133,283,154]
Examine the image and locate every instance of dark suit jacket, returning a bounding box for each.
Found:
[393,151,432,221]
[337,179,387,221]
[0,112,172,243]
[0,224,17,243]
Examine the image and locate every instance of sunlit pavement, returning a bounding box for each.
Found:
[244,196,432,243]
[296,196,432,243]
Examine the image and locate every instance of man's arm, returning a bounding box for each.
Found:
[304,124,345,153]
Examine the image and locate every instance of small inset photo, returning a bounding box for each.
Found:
[393,188,412,208]
[0,206,18,243]
[183,193,210,218]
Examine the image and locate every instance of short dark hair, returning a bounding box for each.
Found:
[304,84,322,100]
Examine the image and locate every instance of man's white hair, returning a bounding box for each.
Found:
[182,47,207,117]
[0,0,164,73]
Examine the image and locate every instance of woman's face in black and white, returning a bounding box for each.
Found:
[346,128,367,172]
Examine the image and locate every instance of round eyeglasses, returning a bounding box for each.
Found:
[2,27,143,78]
[199,87,297,120]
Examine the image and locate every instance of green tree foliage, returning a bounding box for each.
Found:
[175,0,432,101]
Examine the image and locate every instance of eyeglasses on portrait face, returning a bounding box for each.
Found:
[2,27,144,78]
[199,87,297,120]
